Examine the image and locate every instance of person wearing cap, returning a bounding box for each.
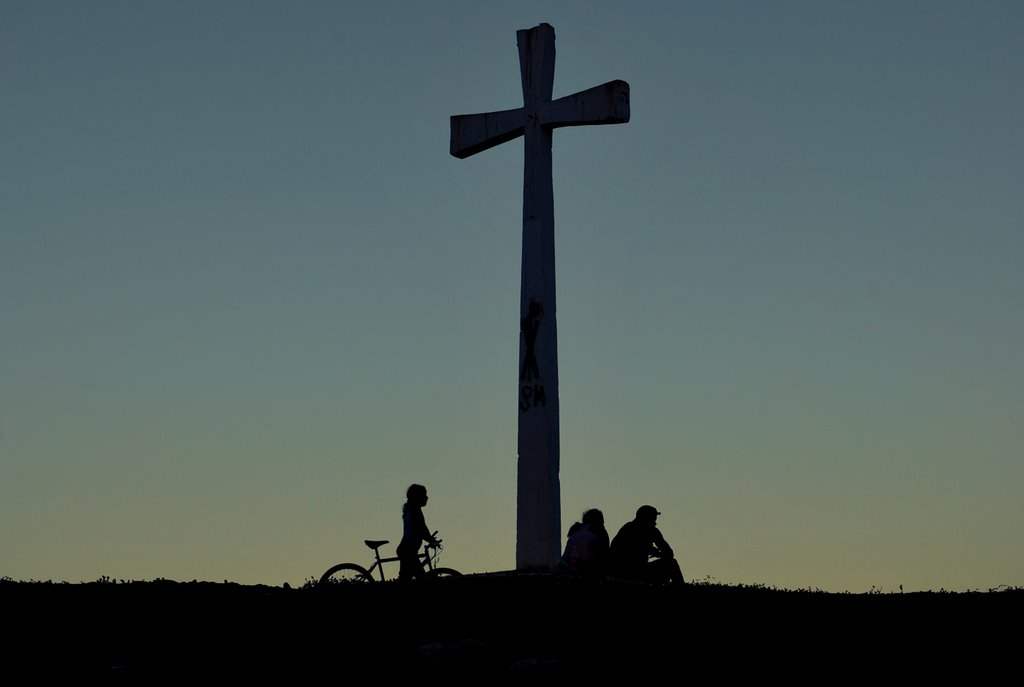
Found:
[609,505,685,585]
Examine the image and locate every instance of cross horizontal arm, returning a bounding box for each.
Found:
[540,80,630,129]
[450,107,526,159]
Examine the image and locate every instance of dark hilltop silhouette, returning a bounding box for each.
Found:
[2,574,1019,678]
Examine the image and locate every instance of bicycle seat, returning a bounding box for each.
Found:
[364,539,389,550]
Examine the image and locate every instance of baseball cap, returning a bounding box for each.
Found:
[636,505,661,519]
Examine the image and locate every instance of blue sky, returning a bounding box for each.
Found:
[2,1,1022,590]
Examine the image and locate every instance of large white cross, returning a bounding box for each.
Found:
[450,23,629,569]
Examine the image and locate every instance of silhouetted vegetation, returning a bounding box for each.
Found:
[1,574,1019,677]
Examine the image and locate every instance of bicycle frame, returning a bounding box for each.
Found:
[363,541,441,582]
[319,531,458,585]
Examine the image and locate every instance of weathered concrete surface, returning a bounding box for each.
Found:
[450,23,630,569]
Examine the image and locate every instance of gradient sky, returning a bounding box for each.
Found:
[2,1,1022,591]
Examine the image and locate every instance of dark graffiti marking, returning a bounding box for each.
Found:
[519,384,547,412]
[520,300,543,381]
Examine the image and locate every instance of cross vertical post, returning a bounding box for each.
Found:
[450,23,630,569]
[516,24,559,569]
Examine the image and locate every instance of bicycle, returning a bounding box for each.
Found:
[319,532,461,585]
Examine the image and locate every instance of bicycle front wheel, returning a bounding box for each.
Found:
[319,563,373,586]
[427,567,462,579]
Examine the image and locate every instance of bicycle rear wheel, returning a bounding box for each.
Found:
[427,567,461,578]
[319,563,373,586]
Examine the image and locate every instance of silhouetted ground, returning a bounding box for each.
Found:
[1,574,1019,678]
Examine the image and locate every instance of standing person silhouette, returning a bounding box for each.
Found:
[397,484,439,581]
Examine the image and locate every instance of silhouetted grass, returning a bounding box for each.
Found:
[1,574,1019,678]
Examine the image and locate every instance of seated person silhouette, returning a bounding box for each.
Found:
[561,508,610,576]
[610,505,685,585]
[396,483,439,581]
